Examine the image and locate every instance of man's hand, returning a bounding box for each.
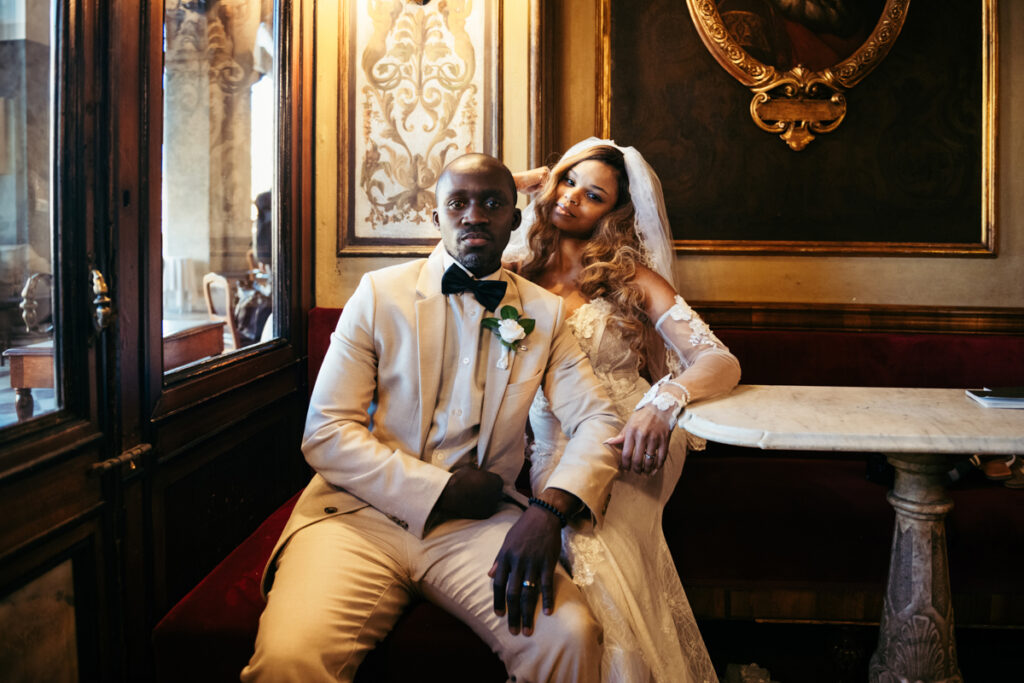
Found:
[434,467,504,520]
[488,490,578,636]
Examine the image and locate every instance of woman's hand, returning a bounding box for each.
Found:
[605,405,675,475]
[513,167,550,194]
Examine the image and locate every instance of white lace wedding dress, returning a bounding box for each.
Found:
[529,295,739,683]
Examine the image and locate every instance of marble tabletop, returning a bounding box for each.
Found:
[681,385,1024,455]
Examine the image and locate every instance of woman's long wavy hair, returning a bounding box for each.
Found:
[519,145,654,364]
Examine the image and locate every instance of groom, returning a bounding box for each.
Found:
[242,154,622,682]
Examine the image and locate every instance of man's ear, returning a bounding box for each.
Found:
[432,209,440,229]
[511,208,522,230]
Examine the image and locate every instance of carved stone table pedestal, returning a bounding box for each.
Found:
[869,453,962,683]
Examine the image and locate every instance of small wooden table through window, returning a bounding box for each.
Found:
[3,320,225,420]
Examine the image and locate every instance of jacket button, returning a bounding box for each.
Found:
[324,506,338,514]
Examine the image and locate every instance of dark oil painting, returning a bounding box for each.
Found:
[610,0,985,250]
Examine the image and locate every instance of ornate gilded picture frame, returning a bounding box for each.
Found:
[337,0,501,255]
[606,0,997,255]
[688,0,908,151]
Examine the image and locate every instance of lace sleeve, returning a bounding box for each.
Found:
[654,295,741,404]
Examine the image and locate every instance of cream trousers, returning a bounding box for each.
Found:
[241,504,602,683]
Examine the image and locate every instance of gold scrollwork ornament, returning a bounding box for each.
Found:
[749,66,846,151]
[687,0,911,150]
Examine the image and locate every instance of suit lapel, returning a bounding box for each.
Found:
[415,247,447,455]
[477,272,523,466]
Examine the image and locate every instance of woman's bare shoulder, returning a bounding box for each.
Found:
[632,265,678,317]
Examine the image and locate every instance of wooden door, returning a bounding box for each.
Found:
[0,1,313,680]
[0,0,119,678]
[119,0,315,678]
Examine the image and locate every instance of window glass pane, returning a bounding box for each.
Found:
[0,0,56,427]
[161,0,277,374]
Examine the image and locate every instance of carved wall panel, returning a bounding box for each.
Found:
[338,0,500,254]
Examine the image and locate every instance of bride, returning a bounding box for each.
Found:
[505,138,741,683]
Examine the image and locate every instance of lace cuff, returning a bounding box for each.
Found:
[634,374,689,428]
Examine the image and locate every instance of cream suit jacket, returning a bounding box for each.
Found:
[262,245,622,594]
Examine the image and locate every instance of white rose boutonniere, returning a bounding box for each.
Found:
[482,305,535,370]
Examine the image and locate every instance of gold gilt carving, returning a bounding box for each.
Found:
[686,0,911,150]
[749,66,845,151]
[359,0,478,227]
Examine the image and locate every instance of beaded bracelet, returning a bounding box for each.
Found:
[664,379,692,406]
[528,497,568,528]
[634,374,690,428]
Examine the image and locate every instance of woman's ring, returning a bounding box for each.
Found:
[521,580,536,589]
[644,453,655,460]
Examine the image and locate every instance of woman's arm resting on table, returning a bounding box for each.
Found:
[607,267,742,474]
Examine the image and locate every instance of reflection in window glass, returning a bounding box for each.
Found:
[162,0,276,373]
[0,0,56,427]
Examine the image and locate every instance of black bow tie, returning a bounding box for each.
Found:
[441,264,507,311]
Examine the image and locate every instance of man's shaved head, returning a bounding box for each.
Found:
[432,153,521,277]
[435,154,517,205]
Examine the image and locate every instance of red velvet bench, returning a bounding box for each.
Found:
[151,491,506,683]
[152,311,1024,680]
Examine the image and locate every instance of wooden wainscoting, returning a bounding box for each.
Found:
[695,302,1024,335]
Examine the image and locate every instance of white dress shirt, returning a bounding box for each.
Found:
[424,252,507,471]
